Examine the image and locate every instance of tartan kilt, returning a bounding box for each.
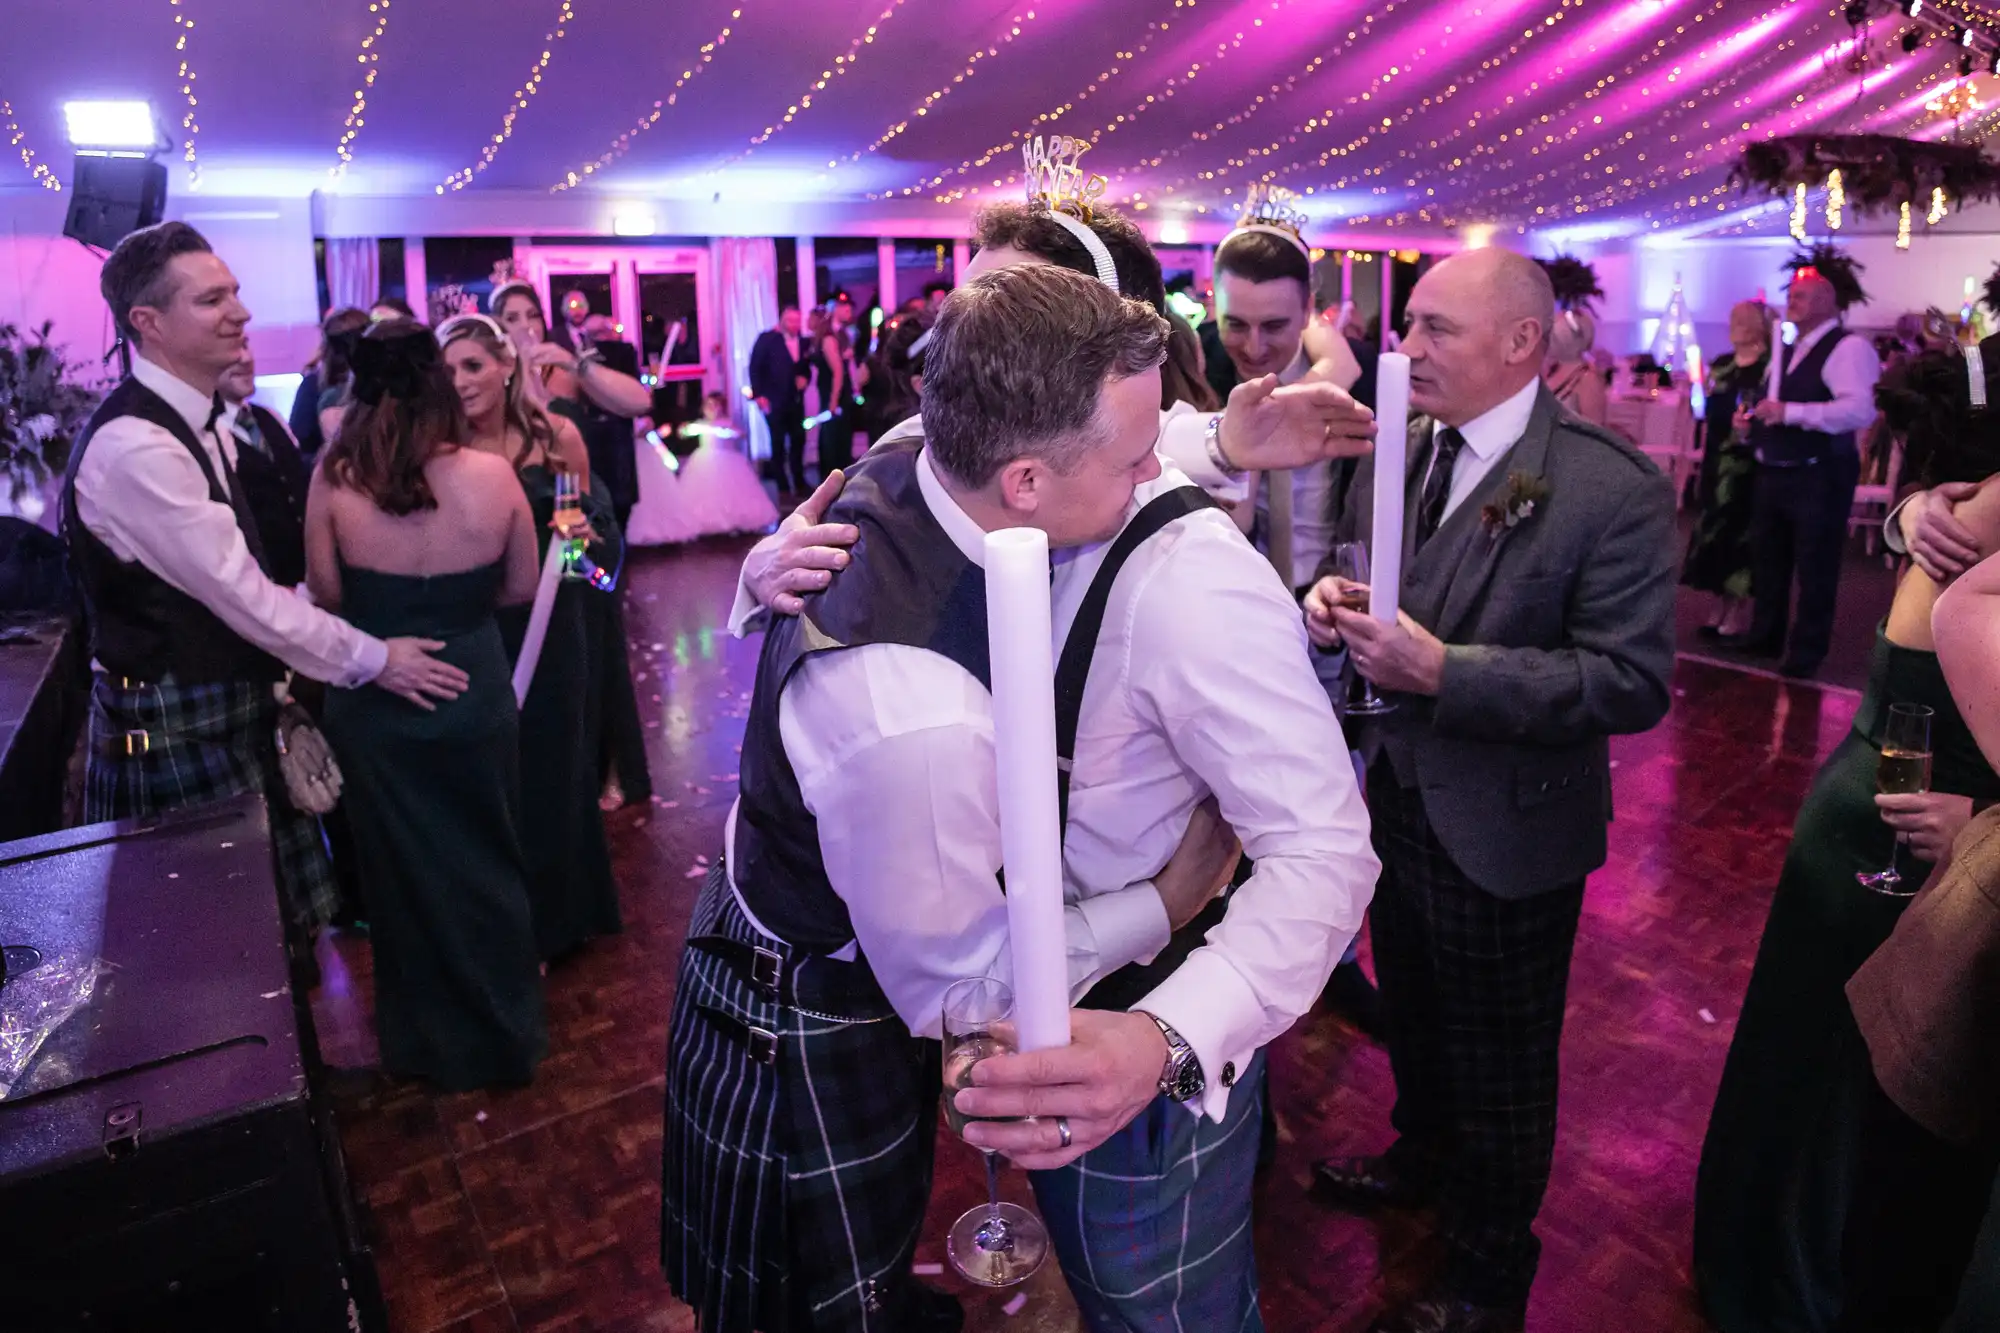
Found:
[662,863,941,1333]
[85,672,337,937]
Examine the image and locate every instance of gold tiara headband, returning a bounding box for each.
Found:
[1021,134,1118,292]
[1222,182,1311,258]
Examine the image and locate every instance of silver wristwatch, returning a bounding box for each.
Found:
[1202,413,1244,479]
[1136,1010,1204,1103]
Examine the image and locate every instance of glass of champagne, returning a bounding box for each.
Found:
[1857,702,1935,896]
[1329,542,1395,717]
[941,977,1049,1287]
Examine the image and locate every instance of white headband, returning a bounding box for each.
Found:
[1222,223,1311,259]
[1044,209,1120,292]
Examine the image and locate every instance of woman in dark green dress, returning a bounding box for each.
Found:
[440,313,623,963]
[308,320,547,1090]
[1684,300,1772,639]
[1694,384,2000,1332]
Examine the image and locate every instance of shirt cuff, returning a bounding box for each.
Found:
[345,633,391,689]
[1159,410,1250,505]
[1881,494,1912,555]
[727,577,769,639]
[1134,947,1262,1123]
[1070,882,1172,997]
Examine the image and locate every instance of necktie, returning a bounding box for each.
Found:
[204,394,271,574]
[1265,468,1294,588]
[1414,426,1467,553]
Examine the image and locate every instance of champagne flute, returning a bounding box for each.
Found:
[941,977,1049,1287]
[1329,542,1395,717]
[1857,703,1935,896]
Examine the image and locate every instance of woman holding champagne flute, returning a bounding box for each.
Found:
[1694,366,2000,1333]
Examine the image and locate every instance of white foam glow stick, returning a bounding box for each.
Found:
[983,527,1071,1053]
[511,539,567,708]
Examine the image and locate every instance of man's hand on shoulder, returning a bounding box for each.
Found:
[743,470,860,615]
[1900,481,1987,582]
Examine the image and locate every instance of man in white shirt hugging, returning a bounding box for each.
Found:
[63,221,467,959]
[662,264,1377,1333]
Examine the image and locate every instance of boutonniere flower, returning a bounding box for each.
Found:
[1480,471,1550,538]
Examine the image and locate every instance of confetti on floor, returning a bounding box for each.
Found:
[1003,1293,1028,1316]
[1698,1008,1716,1024]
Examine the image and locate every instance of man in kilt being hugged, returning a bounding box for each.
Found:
[663,260,1379,1332]
[62,222,471,968]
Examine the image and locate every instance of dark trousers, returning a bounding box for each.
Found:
[817,405,859,476]
[1367,764,1586,1309]
[1748,450,1861,671]
[764,402,808,493]
[1837,1063,2000,1333]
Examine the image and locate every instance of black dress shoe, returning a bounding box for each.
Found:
[1367,1296,1525,1333]
[1779,658,1821,680]
[1311,1153,1433,1212]
[1695,624,1726,642]
[1321,960,1387,1039]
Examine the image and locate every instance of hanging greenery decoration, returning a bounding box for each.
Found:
[1536,254,1605,312]
[1781,243,1869,311]
[1732,135,2000,217]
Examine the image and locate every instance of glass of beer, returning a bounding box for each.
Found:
[1857,702,1935,896]
[1329,542,1395,717]
[940,977,1048,1286]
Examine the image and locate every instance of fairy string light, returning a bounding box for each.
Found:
[552,7,742,191]
[885,0,1194,202]
[2,99,59,191]
[725,0,911,165]
[438,0,576,193]
[908,0,1308,205]
[835,7,1049,166]
[169,0,202,187]
[332,0,392,177]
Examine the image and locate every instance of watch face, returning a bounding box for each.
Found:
[1170,1053,1204,1103]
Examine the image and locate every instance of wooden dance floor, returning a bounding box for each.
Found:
[312,536,1866,1333]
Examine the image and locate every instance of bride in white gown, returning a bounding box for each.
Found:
[626,390,779,546]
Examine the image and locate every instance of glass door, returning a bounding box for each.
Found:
[632,247,715,430]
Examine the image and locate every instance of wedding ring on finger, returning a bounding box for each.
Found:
[1056,1116,1072,1149]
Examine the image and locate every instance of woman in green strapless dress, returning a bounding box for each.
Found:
[309,320,547,1091]
[1694,424,2000,1332]
[441,314,623,962]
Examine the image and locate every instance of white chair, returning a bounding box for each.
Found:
[1850,433,1903,558]
[1632,389,1698,509]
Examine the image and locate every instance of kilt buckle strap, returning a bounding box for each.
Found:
[687,933,787,999]
[695,1003,779,1065]
[125,729,149,756]
[101,728,152,757]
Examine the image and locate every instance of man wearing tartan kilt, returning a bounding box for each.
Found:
[63,222,472,967]
[1303,249,1676,1333]
[668,260,1380,1332]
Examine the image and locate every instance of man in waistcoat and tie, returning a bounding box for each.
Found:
[63,221,468,964]
[1734,268,1882,679]
[1303,248,1676,1333]
[662,262,1378,1333]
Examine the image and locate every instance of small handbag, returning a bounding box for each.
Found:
[274,702,344,816]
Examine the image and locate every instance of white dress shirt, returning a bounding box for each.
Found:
[1421,375,1542,527]
[72,354,387,687]
[1763,319,1883,439]
[729,446,1377,1122]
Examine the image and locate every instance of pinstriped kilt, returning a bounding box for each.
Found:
[85,672,338,937]
[662,863,941,1333]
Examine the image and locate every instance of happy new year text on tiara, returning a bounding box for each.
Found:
[1235,182,1310,241]
[1022,135,1108,223]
